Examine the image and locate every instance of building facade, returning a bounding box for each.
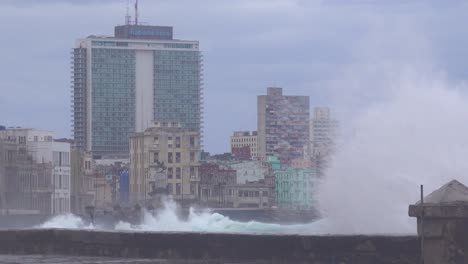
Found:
[0,136,14,214]
[230,131,258,159]
[310,107,338,158]
[70,149,96,215]
[0,128,71,215]
[51,141,72,214]
[199,163,236,207]
[274,168,316,210]
[72,24,203,158]
[257,87,310,163]
[129,121,200,205]
[224,182,271,208]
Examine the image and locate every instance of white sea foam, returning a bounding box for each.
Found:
[317,68,468,234]
[37,198,330,234]
[38,213,94,229]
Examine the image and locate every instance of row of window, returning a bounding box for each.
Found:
[155,50,200,56]
[166,182,197,195]
[232,137,256,143]
[237,190,268,197]
[165,166,197,179]
[162,43,194,49]
[231,144,257,149]
[166,152,196,164]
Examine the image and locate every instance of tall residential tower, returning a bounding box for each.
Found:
[72,24,203,158]
[257,87,310,162]
[310,107,338,158]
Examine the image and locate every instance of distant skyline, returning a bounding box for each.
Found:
[1,0,468,153]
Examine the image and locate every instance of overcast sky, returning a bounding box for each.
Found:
[1,0,467,153]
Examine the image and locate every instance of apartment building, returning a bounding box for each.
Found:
[130,121,200,205]
[257,87,310,163]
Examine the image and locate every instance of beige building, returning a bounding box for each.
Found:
[130,121,200,205]
[70,150,96,215]
[0,128,71,215]
[230,131,258,159]
[310,107,338,158]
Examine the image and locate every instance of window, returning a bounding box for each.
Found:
[176,167,181,179]
[190,152,195,162]
[168,153,173,163]
[167,183,173,194]
[175,152,181,163]
[175,137,181,148]
[176,183,181,195]
[190,183,196,195]
[238,190,243,197]
[167,167,173,179]
[153,152,159,163]
[190,166,196,178]
[262,191,268,196]
[190,136,195,148]
[168,136,173,148]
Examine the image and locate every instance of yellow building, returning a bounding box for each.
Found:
[130,121,200,205]
[230,131,258,159]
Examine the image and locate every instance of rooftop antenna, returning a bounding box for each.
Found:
[125,0,131,25]
[134,0,139,25]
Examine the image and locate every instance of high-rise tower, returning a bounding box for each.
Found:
[257,87,309,162]
[310,107,338,158]
[72,22,203,158]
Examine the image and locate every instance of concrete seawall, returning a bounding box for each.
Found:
[0,229,419,263]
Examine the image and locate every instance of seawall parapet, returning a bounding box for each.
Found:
[0,229,418,263]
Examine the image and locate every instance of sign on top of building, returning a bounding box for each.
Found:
[114,25,173,40]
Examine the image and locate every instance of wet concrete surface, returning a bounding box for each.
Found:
[0,255,259,264]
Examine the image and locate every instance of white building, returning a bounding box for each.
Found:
[310,107,339,158]
[211,160,267,185]
[0,128,71,215]
[52,141,71,214]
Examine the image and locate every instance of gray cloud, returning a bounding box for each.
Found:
[0,0,467,152]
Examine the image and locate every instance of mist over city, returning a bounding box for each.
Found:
[1,1,468,263]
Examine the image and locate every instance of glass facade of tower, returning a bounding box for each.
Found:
[153,50,201,132]
[91,48,136,156]
[72,26,201,158]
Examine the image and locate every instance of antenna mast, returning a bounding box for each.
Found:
[134,0,139,25]
[125,0,131,25]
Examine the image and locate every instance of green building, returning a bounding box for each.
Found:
[266,156,316,209]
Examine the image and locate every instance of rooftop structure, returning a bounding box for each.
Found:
[129,121,200,205]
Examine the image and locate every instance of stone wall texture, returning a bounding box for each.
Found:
[0,229,419,263]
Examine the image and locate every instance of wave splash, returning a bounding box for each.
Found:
[38,213,95,229]
[38,198,329,234]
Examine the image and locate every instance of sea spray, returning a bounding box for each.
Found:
[38,213,95,229]
[318,70,468,234]
[38,198,330,234]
